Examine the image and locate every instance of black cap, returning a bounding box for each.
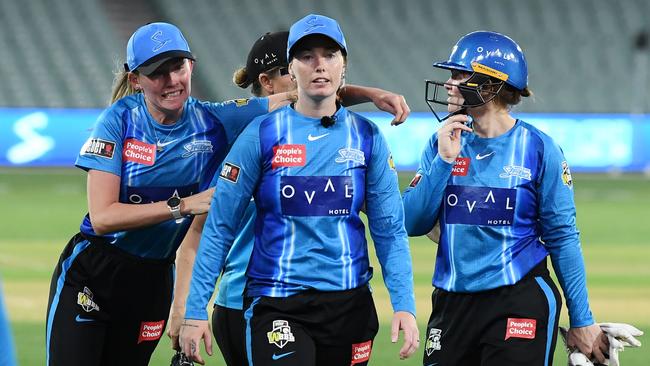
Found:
[242,31,289,87]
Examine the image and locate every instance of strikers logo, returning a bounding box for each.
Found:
[499,165,532,180]
[182,140,213,158]
[267,320,295,349]
[425,328,442,356]
[77,286,100,312]
[81,138,115,159]
[272,144,306,169]
[335,147,365,166]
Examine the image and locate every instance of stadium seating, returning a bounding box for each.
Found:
[1,0,648,113]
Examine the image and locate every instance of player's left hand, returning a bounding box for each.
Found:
[179,319,212,365]
[568,324,609,364]
[167,309,184,350]
[391,311,419,359]
[370,91,411,126]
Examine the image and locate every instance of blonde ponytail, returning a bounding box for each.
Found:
[110,71,140,105]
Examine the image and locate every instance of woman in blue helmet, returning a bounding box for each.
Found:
[404,31,608,365]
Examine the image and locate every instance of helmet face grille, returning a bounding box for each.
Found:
[425,73,504,122]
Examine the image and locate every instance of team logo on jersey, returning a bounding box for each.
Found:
[350,340,372,364]
[425,328,442,356]
[561,161,573,187]
[77,286,100,312]
[182,140,213,158]
[499,165,532,180]
[219,162,241,183]
[452,157,470,176]
[272,144,306,169]
[138,320,165,344]
[125,184,198,204]
[445,185,516,226]
[122,138,156,166]
[267,320,295,349]
[81,138,115,159]
[505,318,536,340]
[409,173,422,187]
[281,176,353,216]
[335,147,365,166]
[388,154,396,171]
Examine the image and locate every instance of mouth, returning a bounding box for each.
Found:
[311,77,330,85]
[162,90,183,99]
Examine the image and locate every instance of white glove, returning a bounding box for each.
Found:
[599,323,643,366]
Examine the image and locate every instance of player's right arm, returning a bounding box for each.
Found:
[181,119,262,363]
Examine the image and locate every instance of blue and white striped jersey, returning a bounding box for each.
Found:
[186,105,415,320]
[403,120,594,327]
[75,94,268,259]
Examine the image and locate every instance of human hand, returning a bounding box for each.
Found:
[179,319,212,365]
[371,91,411,126]
[436,114,472,163]
[568,324,609,364]
[167,308,184,350]
[391,311,419,359]
[182,188,214,216]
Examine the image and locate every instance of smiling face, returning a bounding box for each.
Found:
[129,57,193,123]
[289,35,345,104]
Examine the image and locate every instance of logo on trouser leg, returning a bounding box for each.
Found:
[138,320,165,344]
[351,340,372,364]
[425,328,442,356]
[77,286,100,312]
[505,318,536,340]
[267,320,295,349]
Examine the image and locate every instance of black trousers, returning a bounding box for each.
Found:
[46,233,174,366]
[212,305,247,366]
[244,286,379,366]
[423,259,562,366]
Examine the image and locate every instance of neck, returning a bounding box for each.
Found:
[145,99,182,125]
[294,91,338,119]
[470,106,515,138]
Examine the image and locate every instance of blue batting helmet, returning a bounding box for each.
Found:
[433,31,528,91]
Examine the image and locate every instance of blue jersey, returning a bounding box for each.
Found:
[75,94,268,259]
[403,120,593,327]
[0,280,17,366]
[186,105,415,320]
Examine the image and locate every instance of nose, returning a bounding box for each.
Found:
[445,77,458,93]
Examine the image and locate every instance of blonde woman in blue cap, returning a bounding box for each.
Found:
[180,14,419,366]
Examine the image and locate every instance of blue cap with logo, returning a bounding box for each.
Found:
[287,14,347,60]
[125,22,195,75]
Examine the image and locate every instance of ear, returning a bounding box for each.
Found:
[128,73,141,91]
[288,62,296,81]
[258,73,274,95]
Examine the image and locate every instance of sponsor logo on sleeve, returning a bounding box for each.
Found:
[219,162,241,183]
[351,340,372,364]
[388,154,396,171]
[425,328,442,356]
[280,176,353,216]
[335,147,365,166]
[452,157,470,176]
[82,138,115,159]
[409,173,422,187]
[122,139,155,166]
[561,161,573,187]
[272,144,306,169]
[267,320,295,349]
[444,185,516,226]
[505,318,536,340]
[138,320,165,343]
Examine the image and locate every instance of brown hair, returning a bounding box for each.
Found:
[110,70,140,104]
[233,66,264,97]
[490,82,532,109]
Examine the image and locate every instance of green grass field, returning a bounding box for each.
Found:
[0,168,648,365]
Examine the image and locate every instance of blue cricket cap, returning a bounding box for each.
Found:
[287,14,347,60]
[125,22,195,75]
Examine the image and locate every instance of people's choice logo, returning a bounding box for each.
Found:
[505,318,536,340]
[272,144,306,169]
[7,112,55,164]
[138,320,165,343]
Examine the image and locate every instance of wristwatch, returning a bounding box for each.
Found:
[166,196,183,220]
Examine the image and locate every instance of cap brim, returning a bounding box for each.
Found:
[137,50,195,75]
[433,61,469,72]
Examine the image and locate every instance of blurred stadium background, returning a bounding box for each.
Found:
[0,0,649,365]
